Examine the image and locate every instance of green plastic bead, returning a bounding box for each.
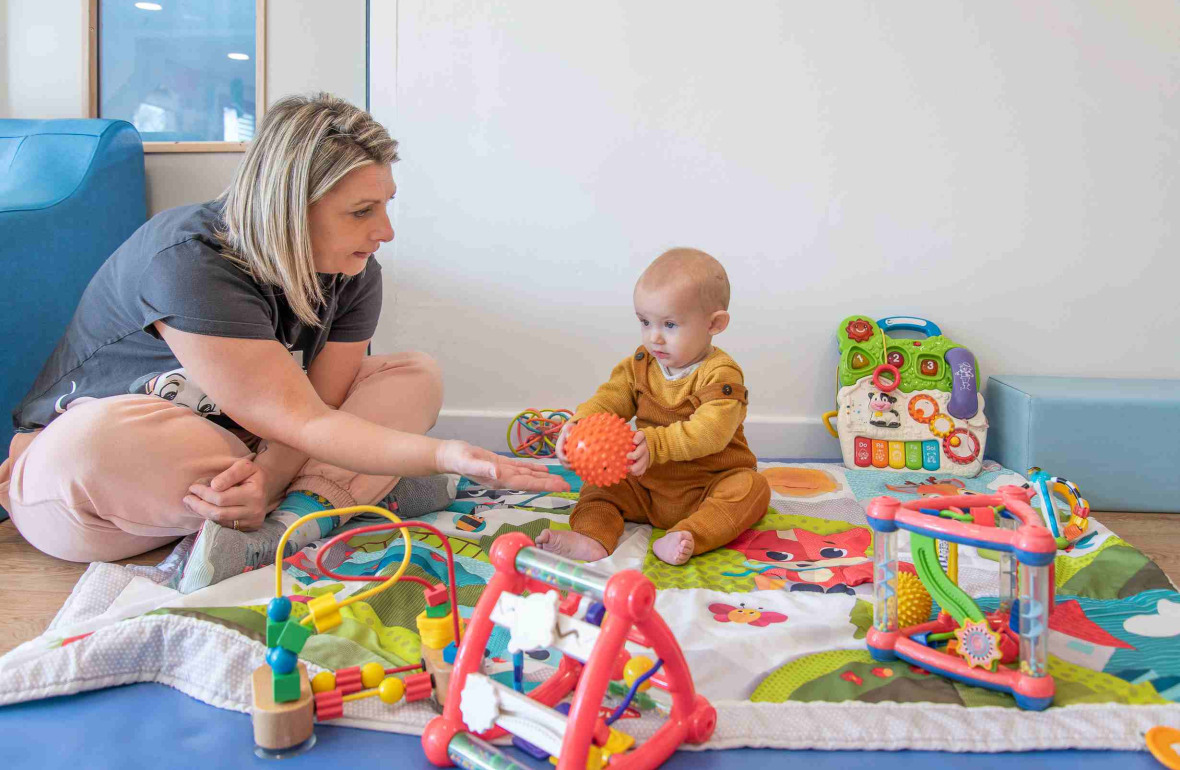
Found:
[277,619,314,655]
[272,669,302,703]
[266,620,285,648]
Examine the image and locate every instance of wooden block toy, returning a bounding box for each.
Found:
[421,644,454,706]
[252,663,314,753]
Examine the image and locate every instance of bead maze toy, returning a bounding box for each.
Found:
[508,408,573,458]
[422,532,715,770]
[866,486,1057,710]
[563,412,635,487]
[824,316,988,476]
[251,504,464,758]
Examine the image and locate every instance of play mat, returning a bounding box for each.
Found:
[2,460,1178,753]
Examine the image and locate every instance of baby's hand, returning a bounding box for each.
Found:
[554,419,578,470]
[628,430,650,477]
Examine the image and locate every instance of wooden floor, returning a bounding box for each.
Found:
[1,512,1178,657]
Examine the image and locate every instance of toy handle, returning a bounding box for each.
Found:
[876,316,942,339]
[821,410,839,438]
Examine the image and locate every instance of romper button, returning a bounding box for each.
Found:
[635,352,645,360]
[722,385,733,395]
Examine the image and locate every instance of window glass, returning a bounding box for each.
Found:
[99,0,257,142]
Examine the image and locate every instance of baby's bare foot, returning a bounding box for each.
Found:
[652,531,694,565]
[535,529,608,562]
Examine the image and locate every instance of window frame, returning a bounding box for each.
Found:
[84,0,267,153]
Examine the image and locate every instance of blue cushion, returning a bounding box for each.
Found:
[0,120,146,515]
[985,375,1180,512]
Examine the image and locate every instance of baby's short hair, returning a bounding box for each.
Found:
[637,248,731,312]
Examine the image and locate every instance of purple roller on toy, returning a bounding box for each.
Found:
[945,347,979,419]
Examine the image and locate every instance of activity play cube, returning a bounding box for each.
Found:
[985,376,1180,513]
[866,488,1057,711]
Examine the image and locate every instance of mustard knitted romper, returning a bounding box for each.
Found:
[569,346,770,556]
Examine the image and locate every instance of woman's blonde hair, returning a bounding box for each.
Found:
[217,93,399,326]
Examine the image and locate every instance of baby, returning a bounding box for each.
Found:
[536,248,770,565]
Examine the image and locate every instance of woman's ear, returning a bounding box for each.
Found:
[708,310,731,336]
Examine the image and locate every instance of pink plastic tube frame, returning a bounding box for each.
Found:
[422,532,715,770]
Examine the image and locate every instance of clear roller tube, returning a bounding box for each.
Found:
[515,546,610,600]
[997,513,1018,615]
[448,732,529,770]
[1018,563,1051,678]
[873,529,899,633]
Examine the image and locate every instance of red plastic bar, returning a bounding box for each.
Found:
[869,628,1054,705]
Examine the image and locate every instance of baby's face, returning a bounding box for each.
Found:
[633,281,719,370]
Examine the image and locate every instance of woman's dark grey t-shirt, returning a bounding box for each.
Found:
[13,200,382,435]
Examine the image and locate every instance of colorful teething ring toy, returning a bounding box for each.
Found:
[927,413,955,438]
[508,408,572,458]
[943,428,980,464]
[907,394,939,424]
[872,364,901,393]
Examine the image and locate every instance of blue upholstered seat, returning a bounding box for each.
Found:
[0,119,146,517]
[985,375,1180,513]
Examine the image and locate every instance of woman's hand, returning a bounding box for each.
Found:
[627,430,650,477]
[437,440,570,492]
[554,419,578,470]
[183,456,271,531]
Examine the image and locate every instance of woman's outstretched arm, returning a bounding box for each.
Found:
[156,323,567,492]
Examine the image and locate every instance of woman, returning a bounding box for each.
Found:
[0,94,566,593]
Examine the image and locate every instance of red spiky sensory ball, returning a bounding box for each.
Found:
[565,413,634,487]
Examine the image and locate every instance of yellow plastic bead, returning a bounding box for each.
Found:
[361,662,386,689]
[949,436,961,448]
[622,655,654,693]
[416,610,460,650]
[307,593,342,633]
[378,677,406,704]
[311,671,336,694]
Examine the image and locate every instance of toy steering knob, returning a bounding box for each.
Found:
[871,364,901,393]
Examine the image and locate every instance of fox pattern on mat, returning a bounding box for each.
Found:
[727,527,873,595]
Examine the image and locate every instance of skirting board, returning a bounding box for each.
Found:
[428,410,843,461]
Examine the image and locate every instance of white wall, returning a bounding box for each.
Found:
[370,1,1180,457]
[1,0,367,215]
[0,0,9,117]
[2,0,84,119]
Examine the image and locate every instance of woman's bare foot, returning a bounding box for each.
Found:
[652,531,694,565]
[535,529,608,562]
